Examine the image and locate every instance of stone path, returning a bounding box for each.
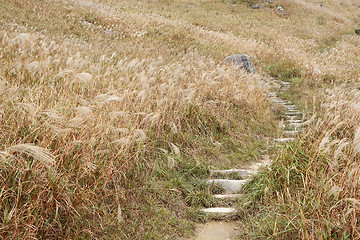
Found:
[193,80,305,239]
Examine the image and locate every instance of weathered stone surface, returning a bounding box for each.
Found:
[276,5,287,16]
[224,54,256,74]
[274,138,294,143]
[285,111,302,116]
[213,194,243,200]
[207,179,247,193]
[286,119,302,123]
[210,169,252,178]
[252,4,264,9]
[200,207,237,219]
[283,130,299,136]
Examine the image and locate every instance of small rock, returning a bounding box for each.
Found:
[267,0,273,3]
[82,20,93,27]
[252,4,264,9]
[224,54,256,74]
[319,4,323,7]
[104,30,118,34]
[276,5,286,16]
[355,29,360,35]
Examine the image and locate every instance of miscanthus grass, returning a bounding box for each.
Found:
[0,20,273,238]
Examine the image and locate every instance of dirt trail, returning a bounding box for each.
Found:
[194,221,237,240]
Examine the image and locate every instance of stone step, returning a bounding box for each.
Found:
[210,169,252,179]
[207,179,247,193]
[287,109,302,112]
[284,105,297,109]
[273,138,294,143]
[288,122,303,128]
[279,81,290,85]
[200,207,237,219]
[286,119,302,123]
[213,193,244,200]
[286,115,300,119]
[285,111,302,116]
[271,99,286,104]
[283,130,299,136]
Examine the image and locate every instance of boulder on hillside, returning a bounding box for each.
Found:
[276,5,286,16]
[224,54,256,74]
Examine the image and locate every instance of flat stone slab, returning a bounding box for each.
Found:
[285,111,302,116]
[286,115,300,119]
[286,119,302,123]
[279,81,290,85]
[268,92,277,96]
[200,207,237,219]
[289,122,303,128]
[210,169,252,178]
[207,179,247,193]
[274,138,294,143]
[213,194,243,200]
[283,130,299,136]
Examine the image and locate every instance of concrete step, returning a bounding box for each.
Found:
[210,169,252,179]
[287,109,302,112]
[286,115,301,119]
[279,81,290,85]
[283,130,299,136]
[213,194,244,200]
[286,119,302,123]
[285,111,302,116]
[200,207,237,220]
[284,104,296,108]
[207,179,247,193]
[274,138,294,143]
[288,122,303,128]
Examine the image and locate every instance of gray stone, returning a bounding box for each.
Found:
[252,4,264,9]
[274,138,294,143]
[283,130,299,136]
[224,54,256,74]
[213,194,243,200]
[200,207,237,219]
[276,6,287,16]
[286,119,302,123]
[207,179,247,193]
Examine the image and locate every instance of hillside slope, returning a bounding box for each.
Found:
[0,0,359,239]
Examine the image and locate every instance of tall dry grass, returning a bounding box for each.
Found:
[0,14,272,237]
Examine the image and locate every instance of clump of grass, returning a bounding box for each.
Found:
[268,60,302,82]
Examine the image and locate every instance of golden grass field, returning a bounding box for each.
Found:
[0,0,359,239]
